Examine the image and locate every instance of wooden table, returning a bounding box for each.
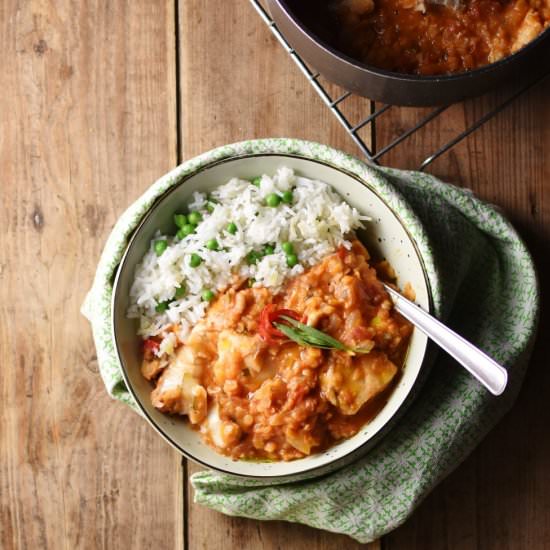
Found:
[2,1,549,548]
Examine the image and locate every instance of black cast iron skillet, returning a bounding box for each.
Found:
[267,0,550,106]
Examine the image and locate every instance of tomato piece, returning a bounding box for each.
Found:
[143,337,160,355]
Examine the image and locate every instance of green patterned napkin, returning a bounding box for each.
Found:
[82,139,538,544]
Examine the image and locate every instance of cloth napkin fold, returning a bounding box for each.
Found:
[82,139,538,544]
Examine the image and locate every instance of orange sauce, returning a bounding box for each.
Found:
[293,0,550,75]
[144,241,413,461]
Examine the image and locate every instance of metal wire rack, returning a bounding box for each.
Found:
[250,0,550,171]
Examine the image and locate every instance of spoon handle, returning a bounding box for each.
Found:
[383,284,508,395]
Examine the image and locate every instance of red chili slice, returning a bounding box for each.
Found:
[258,304,282,343]
[258,304,304,344]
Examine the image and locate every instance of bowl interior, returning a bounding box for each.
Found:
[113,153,431,479]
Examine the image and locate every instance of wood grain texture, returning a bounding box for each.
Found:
[177,0,372,159]
[178,1,377,548]
[378,81,550,549]
[0,1,182,549]
[3,0,548,547]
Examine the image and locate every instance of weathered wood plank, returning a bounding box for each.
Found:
[178,0,372,158]
[178,0,377,548]
[184,510,380,550]
[0,1,182,548]
[379,81,550,550]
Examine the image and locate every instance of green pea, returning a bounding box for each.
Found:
[205,238,219,251]
[281,190,293,204]
[174,214,187,228]
[262,244,275,256]
[188,211,202,225]
[177,223,196,239]
[246,251,260,265]
[251,176,262,187]
[189,253,202,268]
[154,239,168,256]
[206,202,215,214]
[226,222,237,235]
[281,242,294,255]
[286,253,298,268]
[175,284,186,299]
[155,300,169,313]
[265,193,281,207]
[202,289,215,302]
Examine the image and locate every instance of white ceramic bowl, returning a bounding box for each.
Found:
[112,145,433,481]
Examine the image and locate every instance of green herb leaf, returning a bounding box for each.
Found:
[274,323,310,347]
[275,315,372,354]
[279,316,349,351]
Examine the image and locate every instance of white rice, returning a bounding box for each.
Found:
[128,167,368,349]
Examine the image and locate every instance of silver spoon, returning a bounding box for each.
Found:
[383,284,508,395]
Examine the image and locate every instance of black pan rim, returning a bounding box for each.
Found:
[274,0,550,83]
